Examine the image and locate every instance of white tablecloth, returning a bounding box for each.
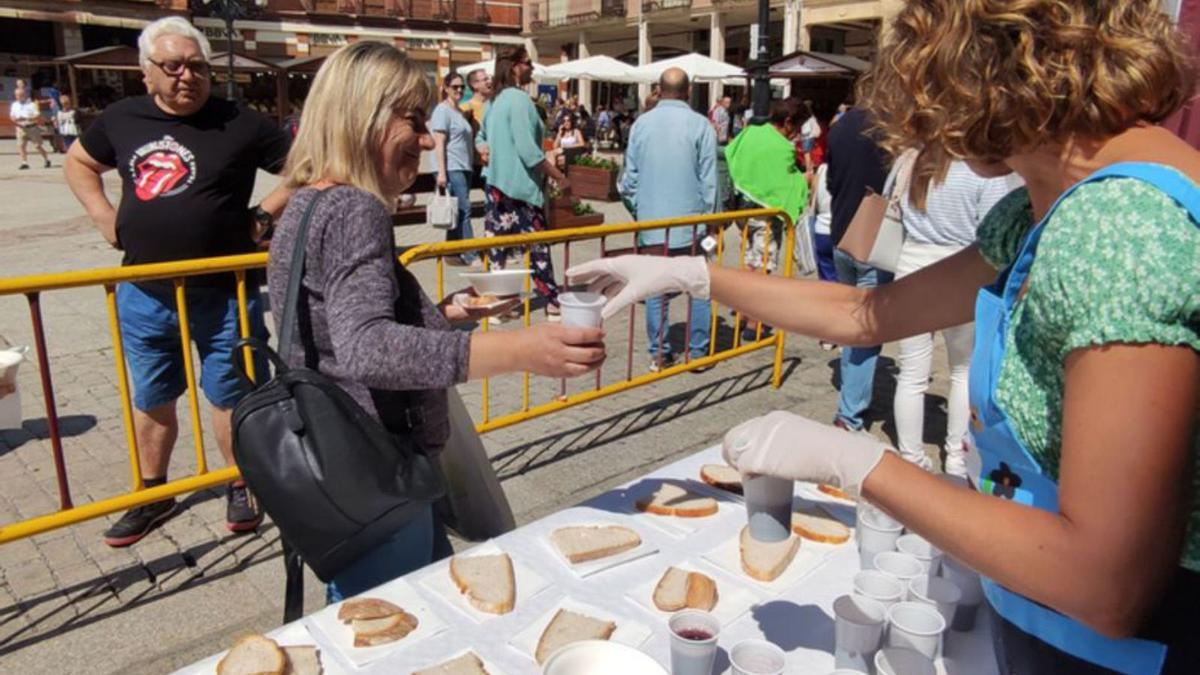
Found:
[175,445,999,674]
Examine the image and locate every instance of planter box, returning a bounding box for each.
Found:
[547,212,606,229]
[568,164,620,201]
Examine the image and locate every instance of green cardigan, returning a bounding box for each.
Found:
[725,123,808,224]
[479,88,547,207]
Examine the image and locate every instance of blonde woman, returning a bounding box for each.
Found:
[571,1,1199,671]
[270,42,606,601]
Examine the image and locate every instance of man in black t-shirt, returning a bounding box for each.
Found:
[63,16,292,547]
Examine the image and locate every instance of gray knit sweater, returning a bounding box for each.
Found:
[268,186,471,448]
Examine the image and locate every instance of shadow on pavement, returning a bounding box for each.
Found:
[0,414,98,454]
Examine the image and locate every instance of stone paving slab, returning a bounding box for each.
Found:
[0,140,956,674]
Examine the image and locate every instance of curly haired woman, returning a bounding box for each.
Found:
[569,2,1200,671]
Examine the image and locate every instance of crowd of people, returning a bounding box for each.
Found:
[49,1,1200,671]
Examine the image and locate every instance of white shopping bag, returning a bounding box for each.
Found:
[426,187,458,230]
[0,346,29,430]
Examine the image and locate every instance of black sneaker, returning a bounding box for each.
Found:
[43,159,51,169]
[226,481,263,533]
[18,163,28,170]
[103,499,179,547]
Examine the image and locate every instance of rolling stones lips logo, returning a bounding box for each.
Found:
[128,135,197,201]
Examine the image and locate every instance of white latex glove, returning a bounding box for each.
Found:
[565,255,710,320]
[722,410,890,497]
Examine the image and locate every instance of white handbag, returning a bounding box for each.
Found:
[426,187,457,230]
[838,149,917,274]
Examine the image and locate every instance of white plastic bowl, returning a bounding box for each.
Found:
[461,269,532,297]
[541,640,668,675]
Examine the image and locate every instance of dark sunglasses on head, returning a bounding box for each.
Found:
[149,58,211,78]
[448,84,465,90]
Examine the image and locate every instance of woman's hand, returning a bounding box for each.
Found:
[438,289,520,325]
[436,171,448,190]
[567,255,710,319]
[723,411,889,497]
[515,324,606,377]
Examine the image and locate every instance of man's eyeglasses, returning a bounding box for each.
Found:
[149,59,211,78]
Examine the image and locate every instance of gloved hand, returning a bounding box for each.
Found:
[722,411,890,497]
[566,255,710,320]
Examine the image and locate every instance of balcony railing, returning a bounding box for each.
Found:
[307,0,521,25]
[642,0,691,11]
[528,0,625,30]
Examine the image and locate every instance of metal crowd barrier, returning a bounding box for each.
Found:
[0,208,793,544]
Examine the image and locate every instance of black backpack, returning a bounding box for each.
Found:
[230,189,444,620]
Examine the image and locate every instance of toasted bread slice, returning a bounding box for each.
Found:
[652,567,719,612]
[700,464,744,495]
[739,526,801,582]
[534,608,617,665]
[817,483,857,502]
[351,610,419,647]
[792,506,851,544]
[450,553,516,615]
[413,652,490,675]
[281,646,323,675]
[550,525,641,564]
[337,597,405,623]
[217,634,287,675]
[635,483,718,518]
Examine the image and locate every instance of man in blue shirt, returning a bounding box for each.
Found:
[620,68,718,372]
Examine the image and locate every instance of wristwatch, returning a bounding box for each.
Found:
[252,206,275,242]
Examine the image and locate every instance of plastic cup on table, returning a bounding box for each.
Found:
[873,551,925,586]
[856,506,903,569]
[941,554,984,631]
[832,594,886,672]
[885,601,946,660]
[874,646,936,675]
[668,609,721,675]
[852,570,906,610]
[558,291,606,328]
[729,639,787,675]
[908,576,961,627]
[734,436,794,543]
[896,533,943,578]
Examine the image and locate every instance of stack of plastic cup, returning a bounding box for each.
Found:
[885,601,946,660]
[873,551,925,587]
[896,534,943,578]
[941,555,984,631]
[856,505,903,569]
[908,576,962,627]
[729,639,787,675]
[852,570,906,610]
[832,594,886,672]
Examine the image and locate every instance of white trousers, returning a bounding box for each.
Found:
[892,242,974,472]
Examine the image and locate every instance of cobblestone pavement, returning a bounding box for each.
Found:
[0,141,955,674]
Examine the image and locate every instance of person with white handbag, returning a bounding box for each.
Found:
[431,72,477,266]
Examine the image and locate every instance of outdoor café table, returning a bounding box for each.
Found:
[175,445,999,674]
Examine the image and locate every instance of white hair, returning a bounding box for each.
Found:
[138,16,212,70]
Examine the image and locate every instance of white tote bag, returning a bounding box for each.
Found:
[426,187,457,230]
[867,149,918,273]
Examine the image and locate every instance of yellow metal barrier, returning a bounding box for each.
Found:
[0,208,793,544]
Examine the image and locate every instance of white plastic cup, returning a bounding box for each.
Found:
[852,570,906,610]
[907,576,961,627]
[0,347,27,431]
[668,609,721,675]
[827,670,869,675]
[896,534,943,578]
[558,291,606,328]
[832,594,885,672]
[874,646,936,675]
[886,601,946,660]
[856,507,903,569]
[742,472,794,543]
[729,639,786,675]
[941,555,984,631]
[873,551,925,585]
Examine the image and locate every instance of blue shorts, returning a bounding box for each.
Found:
[117,282,269,411]
[802,138,817,153]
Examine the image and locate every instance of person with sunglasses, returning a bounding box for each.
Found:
[62,16,294,547]
[431,72,478,266]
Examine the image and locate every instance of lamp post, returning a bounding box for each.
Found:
[750,0,771,123]
[198,0,267,100]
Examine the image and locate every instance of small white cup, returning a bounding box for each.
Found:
[856,507,903,569]
[557,291,606,328]
[729,639,786,675]
[873,551,924,585]
[852,570,905,610]
[886,601,946,660]
[908,576,961,627]
[832,594,885,672]
[896,534,943,578]
[743,473,794,543]
[668,609,721,675]
[874,646,936,675]
[940,555,984,631]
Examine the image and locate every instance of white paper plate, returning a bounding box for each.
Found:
[625,559,767,627]
[173,623,347,675]
[407,650,512,675]
[451,292,520,312]
[416,542,551,623]
[307,579,448,669]
[508,598,653,667]
[542,520,660,579]
[702,530,828,596]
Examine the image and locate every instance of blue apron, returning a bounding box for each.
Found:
[966,162,1200,674]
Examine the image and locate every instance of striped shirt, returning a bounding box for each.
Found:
[888,160,1024,247]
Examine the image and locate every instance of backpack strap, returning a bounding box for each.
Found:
[278,189,331,365]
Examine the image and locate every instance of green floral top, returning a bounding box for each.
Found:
[976,174,1200,572]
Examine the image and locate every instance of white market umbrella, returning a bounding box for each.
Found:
[627,53,746,84]
[455,58,555,82]
[542,55,641,84]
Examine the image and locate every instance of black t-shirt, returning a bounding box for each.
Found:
[81,96,290,285]
[825,107,890,246]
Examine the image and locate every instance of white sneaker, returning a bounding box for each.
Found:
[900,451,935,472]
[943,452,968,478]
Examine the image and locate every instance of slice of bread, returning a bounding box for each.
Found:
[792,506,851,544]
[351,609,419,647]
[412,652,491,675]
[817,483,857,502]
[281,646,322,675]
[700,464,744,495]
[550,525,641,564]
[635,483,718,518]
[652,567,719,612]
[337,597,405,623]
[534,608,617,665]
[450,553,516,615]
[739,526,801,582]
[217,634,287,675]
